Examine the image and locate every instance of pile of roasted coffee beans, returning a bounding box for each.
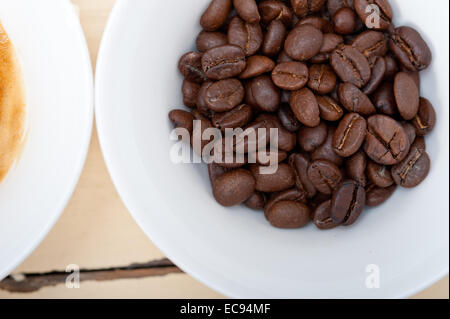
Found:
[169,0,436,229]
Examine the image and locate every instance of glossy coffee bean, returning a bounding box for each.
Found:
[331,45,371,88]
[178,52,207,83]
[313,200,340,230]
[352,31,388,60]
[333,7,356,35]
[182,80,201,108]
[266,201,310,228]
[338,83,376,115]
[285,25,324,61]
[228,16,263,56]
[311,126,344,166]
[259,0,293,26]
[372,82,397,116]
[331,180,365,226]
[412,98,436,136]
[213,169,256,206]
[345,151,367,187]
[298,121,328,152]
[245,192,266,210]
[272,61,309,91]
[308,64,337,94]
[278,104,302,132]
[354,0,392,30]
[366,184,397,207]
[246,75,281,112]
[289,153,317,198]
[250,163,296,193]
[333,113,367,157]
[362,56,386,94]
[202,45,247,80]
[291,0,326,18]
[389,26,432,71]
[196,31,228,52]
[367,161,394,188]
[212,104,253,130]
[394,72,420,120]
[308,159,343,195]
[169,109,194,133]
[316,95,344,122]
[289,88,320,127]
[233,0,260,24]
[201,0,233,31]
[391,144,430,188]
[364,115,410,165]
[239,55,275,79]
[205,78,245,112]
[262,20,287,57]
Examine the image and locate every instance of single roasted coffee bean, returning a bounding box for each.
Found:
[289,88,320,127]
[202,45,247,80]
[402,122,417,145]
[239,55,275,79]
[354,0,392,30]
[391,144,430,188]
[296,16,333,33]
[265,188,308,217]
[205,78,245,112]
[366,161,393,188]
[245,192,266,210]
[228,16,263,56]
[412,97,436,136]
[383,54,398,80]
[352,31,388,60]
[312,126,344,166]
[331,45,371,88]
[327,0,355,17]
[289,153,317,198]
[333,7,356,35]
[272,61,309,91]
[213,169,256,206]
[298,121,328,152]
[246,75,281,112]
[169,109,195,133]
[320,33,344,54]
[196,31,228,52]
[178,52,207,83]
[333,113,367,157]
[372,82,397,116]
[338,83,376,115]
[266,201,311,228]
[233,0,260,23]
[313,200,340,229]
[389,26,432,71]
[250,163,296,193]
[201,0,233,31]
[262,20,286,57]
[345,150,367,186]
[401,68,421,90]
[364,115,410,165]
[316,95,344,122]
[308,159,343,195]
[212,104,253,130]
[259,0,293,26]
[291,0,326,18]
[278,103,302,132]
[362,56,386,94]
[366,184,397,207]
[331,180,365,226]
[285,25,324,61]
[308,64,337,94]
[182,80,201,108]
[394,72,420,120]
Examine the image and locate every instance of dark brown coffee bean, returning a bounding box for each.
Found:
[196,81,215,117]
[289,88,320,127]
[354,0,392,31]
[266,201,310,228]
[312,126,344,166]
[178,52,207,83]
[182,80,201,108]
[291,0,326,18]
[333,7,356,35]
[250,163,296,192]
[246,75,281,112]
[212,104,253,130]
[239,55,275,79]
[205,78,245,112]
[364,115,410,165]
[296,16,334,33]
[391,144,430,188]
[383,55,398,80]
[362,56,386,94]
[402,122,417,145]
[316,95,344,122]
[208,162,228,186]
[412,97,436,136]
[366,184,397,207]
[265,188,308,216]
[259,0,293,26]
[196,31,228,52]
[228,16,263,56]
[345,151,367,186]
[352,31,388,60]
[233,0,260,23]
[202,45,247,80]
[169,109,194,133]
[320,33,344,54]
[262,20,286,57]
[201,0,233,31]
[308,159,343,194]
[327,0,354,17]
[308,64,337,94]
[401,68,421,90]
[366,160,393,188]
[333,113,367,157]
[331,180,365,226]
[213,169,256,206]
[285,25,324,61]
[394,72,420,120]
[313,200,340,229]
[338,83,376,115]
[289,153,317,198]
[298,121,328,152]
[372,82,397,116]
[272,61,309,91]
[277,50,295,63]
[278,104,302,132]
[310,52,330,64]
[389,26,432,71]
[331,45,371,88]
[245,192,266,210]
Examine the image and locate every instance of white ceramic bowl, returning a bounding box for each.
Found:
[96,0,449,298]
[0,0,93,279]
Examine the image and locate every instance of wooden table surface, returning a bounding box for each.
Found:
[0,0,447,299]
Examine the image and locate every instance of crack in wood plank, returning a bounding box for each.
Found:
[0,258,182,293]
